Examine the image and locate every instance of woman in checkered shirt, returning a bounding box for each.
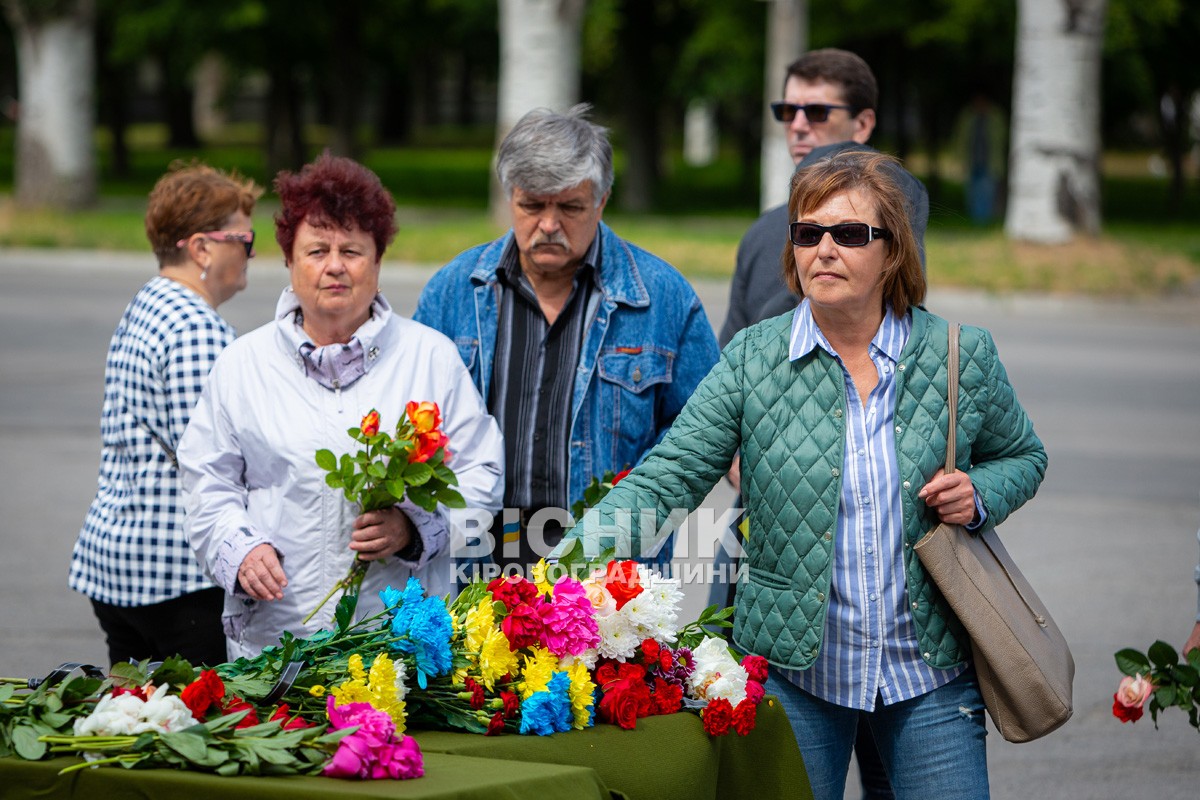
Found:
[69,163,262,667]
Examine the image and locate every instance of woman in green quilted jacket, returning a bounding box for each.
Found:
[555,150,1046,800]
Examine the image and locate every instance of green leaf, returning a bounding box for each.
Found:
[324,472,345,490]
[406,485,436,512]
[39,711,72,730]
[1155,684,1178,707]
[150,656,197,689]
[160,729,209,762]
[0,684,13,702]
[315,449,337,471]
[217,760,241,776]
[368,461,387,479]
[1171,664,1198,688]
[1114,648,1151,676]
[11,726,46,760]
[385,477,408,499]
[435,487,466,509]
[404,461,435,486]
[1148,640,1179,669]
[110,660,150,687]
[335,592,358,632]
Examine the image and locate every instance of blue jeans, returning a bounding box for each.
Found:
[766,668,989,800]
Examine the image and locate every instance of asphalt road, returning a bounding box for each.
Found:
[0,247,1197,798]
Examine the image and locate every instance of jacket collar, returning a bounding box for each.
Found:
[470,221,649,308]
[273,287,394,374]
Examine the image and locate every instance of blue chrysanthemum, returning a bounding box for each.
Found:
[519,671,573,735]
[386,578,453,688]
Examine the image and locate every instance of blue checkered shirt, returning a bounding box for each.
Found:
[778,300,965,710]
[69,277,234,606]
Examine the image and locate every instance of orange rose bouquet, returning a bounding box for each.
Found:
[305,403,465,623]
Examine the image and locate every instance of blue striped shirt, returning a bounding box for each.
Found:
[779,300,964,710]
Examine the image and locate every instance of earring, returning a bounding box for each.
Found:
[200,269,208,281]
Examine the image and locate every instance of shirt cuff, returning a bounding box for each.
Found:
[216,526,278,597]
[395,499,448,569]
[964,494,989,532]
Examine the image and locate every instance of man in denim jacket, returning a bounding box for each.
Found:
[415,105,719,578]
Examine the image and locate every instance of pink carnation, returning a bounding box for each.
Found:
[539,578,601,657]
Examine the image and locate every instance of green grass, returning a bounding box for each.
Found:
[0,124,1196,295]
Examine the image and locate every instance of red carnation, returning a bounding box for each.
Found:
[650,677,683,716]
[604,560,643,610]
[641,639,661,665]
[488,575,539,611]
[501,691,520,719]
[269,704,314,730]
[744,679,765,706]
[486,712,506,735]
[180,669,226,720]
[702,697,734,736]
[732,698,758,735]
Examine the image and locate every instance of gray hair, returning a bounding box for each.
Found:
[495,104,614,206]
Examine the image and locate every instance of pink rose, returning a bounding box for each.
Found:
[1112,674,1154,723]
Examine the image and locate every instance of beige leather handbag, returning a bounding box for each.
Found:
[914,323,1074,743]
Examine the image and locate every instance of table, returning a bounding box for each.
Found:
[1,699,811,800]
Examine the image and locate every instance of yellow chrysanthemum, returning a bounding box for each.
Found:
[566,661,596,730]
[531,560,555,597]
[347,653,367,682]
[518,647,560,700]
[331,678,370,706]
[478,627,520,691]
[464,598,496,654]
[308,685,326,697]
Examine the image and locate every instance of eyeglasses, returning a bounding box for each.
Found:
[770,102,858,124]
[176,230,256,258]
[789,222,891,247]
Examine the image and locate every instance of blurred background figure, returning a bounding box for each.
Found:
[955,93,1007,225]
[69,162,262,667]
[1186,525,1200,656]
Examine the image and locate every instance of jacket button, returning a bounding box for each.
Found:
[831,468,840,477]
[823,531,832,542]
[898,364,906,372]
[834,409,842,418]
[810,648,819,657]
[902,480,911,489]
[817,592,825,602]
[633,367,642,382]
[895,425,902,434]
[912,601,919,610]
[923,651,931,659]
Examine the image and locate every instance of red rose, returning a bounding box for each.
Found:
[112,685,149,701]
[223,695,260,728]
[612,468,632,485]
[269,703,314,730]
[604,560,643,610]
[702,697,734,736]
[1112,694,1144,723]
[501,601,545,650]
[595,660,619,687]
[501,691,520,719]
[406,401,442,435]
[732,698,757,735]
[180,669,226,720]
[486,711,506,735]
[651,678,683,715]
[597,670,651,730]
[741,655,769,684]
[487,575,539,610]
[641,639,661,665]
[360,409,381,438]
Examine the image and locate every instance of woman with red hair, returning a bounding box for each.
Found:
[179,154,504,660]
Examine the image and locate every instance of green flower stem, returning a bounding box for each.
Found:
[0,676,30,685]
[56,754,145,775]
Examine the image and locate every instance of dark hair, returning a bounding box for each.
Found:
[784,48,878,113]
[145,161,261,266]
[273,152,398,261]
[781,150,925,315]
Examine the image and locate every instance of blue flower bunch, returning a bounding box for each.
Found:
[518,672,573,735]
[380,579,453,689]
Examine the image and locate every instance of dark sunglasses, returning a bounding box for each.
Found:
[789,222,891,247]
[177,230,256,258]
[770,101,858,124]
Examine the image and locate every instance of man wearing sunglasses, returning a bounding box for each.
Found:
[713,49,928,800]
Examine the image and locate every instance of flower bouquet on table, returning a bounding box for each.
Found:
[305,403,465,624]
[1111,640,1200,731]
[0,658,423,779]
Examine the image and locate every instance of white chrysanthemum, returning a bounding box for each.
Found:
[688,636,748,703]
[596,613,640,660]
[394,658,408,701]
[560,649,599,671]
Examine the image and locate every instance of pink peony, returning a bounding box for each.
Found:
[323,697,422,781]
[372,737,424,780]
[539,579,601,656]
[325,696,396,740]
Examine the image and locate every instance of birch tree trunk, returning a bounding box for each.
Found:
[760,0,807,212]
[1006,0,1107,243]
[4,0,96,209]
[490,0,587,225]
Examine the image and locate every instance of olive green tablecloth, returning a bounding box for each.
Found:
[0,698,811,800]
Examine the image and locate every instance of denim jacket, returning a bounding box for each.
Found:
[414,222,720,510]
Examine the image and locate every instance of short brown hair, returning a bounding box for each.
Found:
[146,162,262,266]
[784,48,878,113]
[781,150,925,315]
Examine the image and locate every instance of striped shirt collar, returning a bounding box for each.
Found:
[788,298,910,363]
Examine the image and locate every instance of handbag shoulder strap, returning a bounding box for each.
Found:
[945,323,960,473]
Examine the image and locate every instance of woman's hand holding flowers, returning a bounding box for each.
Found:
[918,468,980,526]
[350,507,415,561]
